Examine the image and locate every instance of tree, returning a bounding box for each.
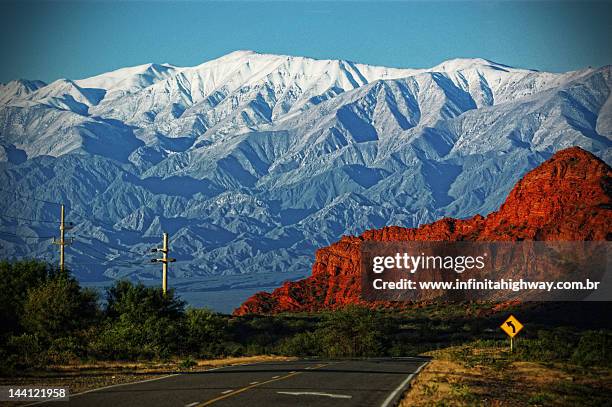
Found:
[0,259,56,338]
[317,306,395,358]
[93,281,186,359]
[22,272,99,341]
[183,308,229,357]
[105,281,184,322]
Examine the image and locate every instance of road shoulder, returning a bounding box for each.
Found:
[399,343,612,406]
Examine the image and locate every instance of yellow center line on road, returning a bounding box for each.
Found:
[195,363,332,406]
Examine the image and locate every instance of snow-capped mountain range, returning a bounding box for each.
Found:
[1,50,610,309]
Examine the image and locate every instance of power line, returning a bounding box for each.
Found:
[0,206,144,239]
[112,245,150,257]
[0,225,151,265]
[69,211,120,230]
[0,188,183,243]
[1,190,178,282]
[0,214,61,224]
[0,188,136,232]
[72,249,131,264]
[73,240,146,260]
[69,210,150,235]
[70,252,149,267]
[71,241,147,266]
[0,187,64,206]
[0,231,55,239]
[68,261,155,266]
[74,236,149,257]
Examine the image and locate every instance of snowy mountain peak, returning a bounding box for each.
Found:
[431,57,526,73]
[0,79,47,104]
[73,62,178,96]
[1,51,603,150]
[220,49,260,58]
[3,78,47,91]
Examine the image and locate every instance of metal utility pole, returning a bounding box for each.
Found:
[53,204,73,272]
[151,232,176,295]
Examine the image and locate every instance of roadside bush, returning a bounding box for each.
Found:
[89,319,146,360]
[0,260,57,338]
[510,328,612,367]
[22,272,99,342]
[105,281,185,322]
[316,306,395,358]
[276,331,321,356]
[222,342,246,357]
[514,328,575,362]
[179,356,197,369]
[571,330,611,367]
[5,333,44,369]
[47,336,82,365]
[93,281,186,360]
[183,308,229,357]
[388,340,421,357]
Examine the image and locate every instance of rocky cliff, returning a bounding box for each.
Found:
[234,147,612,315]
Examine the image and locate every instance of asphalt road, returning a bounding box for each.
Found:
[31,358,429,407]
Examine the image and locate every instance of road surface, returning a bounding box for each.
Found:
[32,358,429,407]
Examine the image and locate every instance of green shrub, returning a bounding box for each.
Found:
[94,281,186,359]
[528,392,554,405]
[276,331,321,356]
[182,308,232,358]
[22,273,99,342]
[316,306,395,358]
[571,331,611,367]
[105,281,184,322]
[6,333,44,368]
[179,356,197,369]
[0,260,58,338]
[88,320,143,360]
[46,336,82,365]
[513,328,576,362]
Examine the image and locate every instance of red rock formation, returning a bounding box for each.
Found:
[234,147,612,315]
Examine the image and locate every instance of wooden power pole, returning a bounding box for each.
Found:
[151,232,176,294]
[53,204,73,272]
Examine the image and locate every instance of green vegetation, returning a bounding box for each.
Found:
[512,328,611,367]
[1,259,611,380]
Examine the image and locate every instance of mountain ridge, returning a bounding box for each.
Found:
[0,51,611,311]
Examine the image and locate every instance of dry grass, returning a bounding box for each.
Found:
[40,354,294,374]
[400,345,612,407]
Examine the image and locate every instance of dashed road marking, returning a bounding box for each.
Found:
[277,391,352,399]
[196,363,332,406]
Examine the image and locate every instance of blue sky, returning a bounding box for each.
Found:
[0,1,610,83]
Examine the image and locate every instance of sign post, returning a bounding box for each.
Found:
[500,315,524,352]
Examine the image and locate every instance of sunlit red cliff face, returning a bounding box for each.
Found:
[234,147,612,315]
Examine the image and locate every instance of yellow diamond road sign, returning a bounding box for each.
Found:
[500,315,523,338]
